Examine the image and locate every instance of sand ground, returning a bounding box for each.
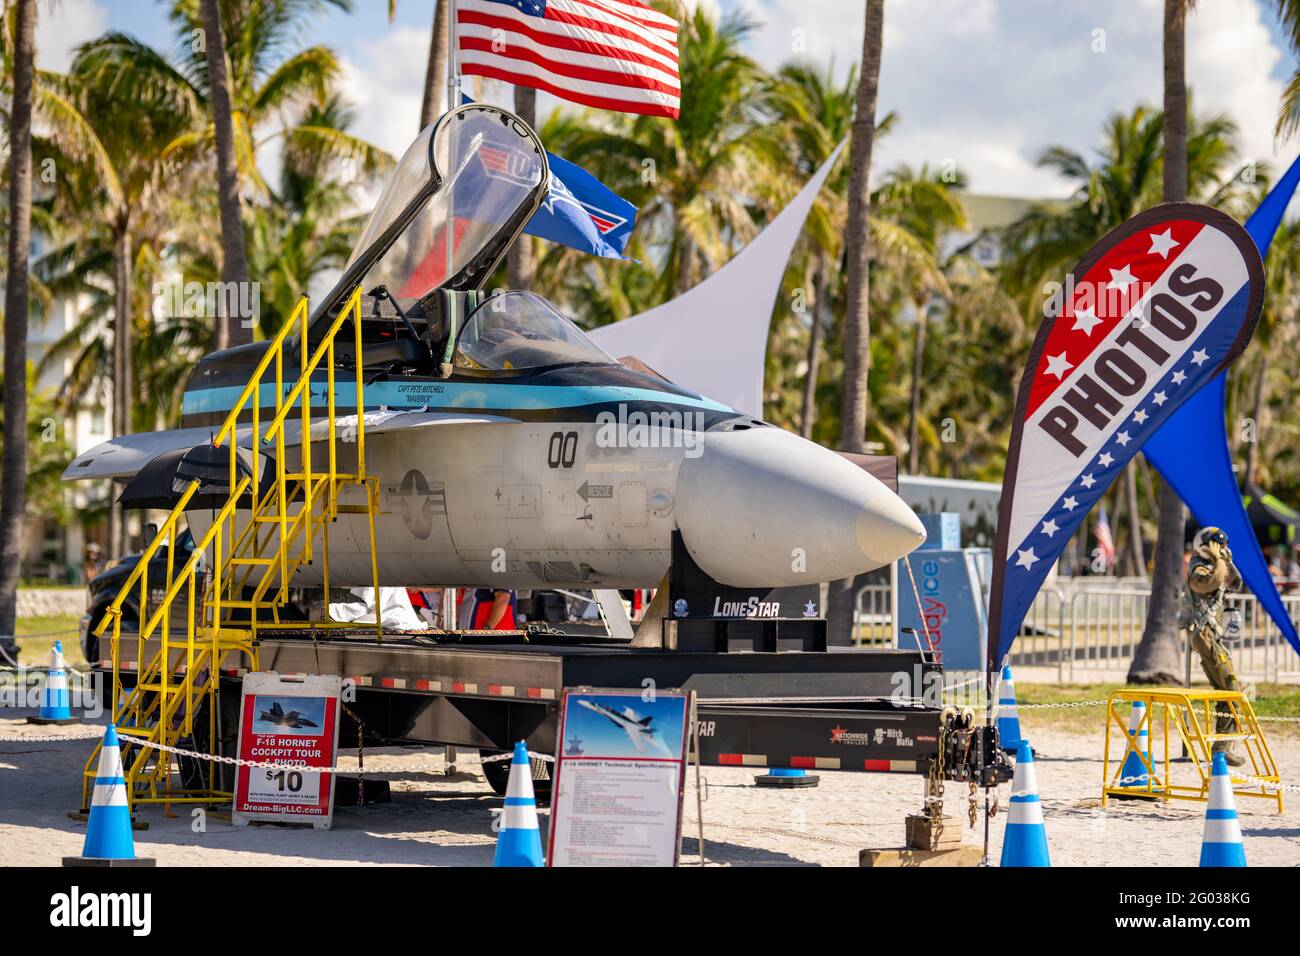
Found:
[2,706,1297,867]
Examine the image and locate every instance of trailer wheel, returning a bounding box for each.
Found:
[479,749,553,797]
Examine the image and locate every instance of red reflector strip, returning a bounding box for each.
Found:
[865,759,891,771]
[719,754,743,766]
[790,756,816,769]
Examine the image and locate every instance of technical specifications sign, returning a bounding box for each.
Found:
[548,688,690,867]
[233,673,341,830]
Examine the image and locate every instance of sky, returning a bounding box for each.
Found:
[36,0,1300,200]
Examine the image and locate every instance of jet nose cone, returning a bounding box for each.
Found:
[676,427,925,587]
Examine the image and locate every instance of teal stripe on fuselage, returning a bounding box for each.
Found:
[181,380,736,416]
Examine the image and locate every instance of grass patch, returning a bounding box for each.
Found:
[1014,681,1300,735]
[13,614,84,667]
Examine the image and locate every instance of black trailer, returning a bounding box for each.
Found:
[172,625,1010,796]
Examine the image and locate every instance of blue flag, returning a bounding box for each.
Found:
[525,150,636,259]
[1145,154,1300,657]
[459,94,636,259]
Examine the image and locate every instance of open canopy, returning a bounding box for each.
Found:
[312,103,550,329]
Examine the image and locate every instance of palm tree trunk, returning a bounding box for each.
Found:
[110,226,134,559]
[907,298,927,474]
[829,0,885,646]
[201,0,251,350]
[507,85,537,291]
[799,259,826,438]
[837,0,884,455]
[419,0,450,129]
[1130,0,1188,683]
[0,0,38,650]
[1242,351,1269,487]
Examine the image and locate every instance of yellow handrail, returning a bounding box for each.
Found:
[138,476,252,640]
[94,480,201,637]
[212,296,310,449]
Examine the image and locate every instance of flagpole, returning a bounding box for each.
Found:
[446,0,460,111]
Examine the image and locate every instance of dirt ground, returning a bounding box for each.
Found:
[2,708,1297,867]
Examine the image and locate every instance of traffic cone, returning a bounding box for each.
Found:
[28,640,77,725]
[63,724,154,867]
[1000,740,1050,867]
[1199,751,1247,867]
[1115,701,1155,797]
[994,664,1025,753]
[493,741,544,867]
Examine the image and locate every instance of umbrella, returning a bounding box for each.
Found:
[1243,482,1300,548]
[117,443,276,511]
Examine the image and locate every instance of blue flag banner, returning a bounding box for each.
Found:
[459,94,636,258]
[1144,153,1300,657]
[524,150,636,259]
[987,204,1266,670]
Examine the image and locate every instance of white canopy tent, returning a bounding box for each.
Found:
[589,144,845,417]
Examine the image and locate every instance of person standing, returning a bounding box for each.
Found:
[1180,527,1244,766]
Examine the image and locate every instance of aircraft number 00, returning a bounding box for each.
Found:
[547,431,578,469]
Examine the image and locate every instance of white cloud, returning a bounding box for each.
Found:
[732,0,1292,198]
[337,26,432,162]
[38,0,108,71]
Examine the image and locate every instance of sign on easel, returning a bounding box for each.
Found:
[233,673,341,830]
[547,687,691,867]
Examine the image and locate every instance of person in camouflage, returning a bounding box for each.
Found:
[1180,526,1245,766]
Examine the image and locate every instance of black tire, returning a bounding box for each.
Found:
[479,749,553,797]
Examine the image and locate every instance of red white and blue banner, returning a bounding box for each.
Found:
[987,203,1265,671]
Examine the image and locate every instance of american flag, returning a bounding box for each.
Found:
[456,0,681,118]
[1093,505,1115,570]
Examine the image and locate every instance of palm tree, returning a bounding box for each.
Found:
[871,164,968,473]
[199,0,252,349]
[552,8,783,300]
[0,0,37,652]
[1243,219,1300,487]
[838,0,885,457]
[419,1,450,130]
[826,0,885,645]
[767,61,857,438]
[1132,0,1195,684]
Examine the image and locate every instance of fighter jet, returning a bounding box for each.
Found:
[257,701,319,730]
[62,103,925,594]
[576,699,660,753]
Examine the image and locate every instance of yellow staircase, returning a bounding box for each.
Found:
[82,288,382,812]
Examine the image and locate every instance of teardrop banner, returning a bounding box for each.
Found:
[986,202,1265,680]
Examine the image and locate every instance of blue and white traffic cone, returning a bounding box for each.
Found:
[1000,740,1050,867]
[994,664,1025,754]
[1199,751,1247,867]
[28,640,77,725]
[493,741,544,867]
[64,724,154,867]
[1115,701,1155,797]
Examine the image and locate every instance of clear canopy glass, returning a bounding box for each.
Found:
[346,106,545,301]
[455,292,617,371]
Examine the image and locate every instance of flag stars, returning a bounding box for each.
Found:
[1115,431,1131,447]
[1171,369,1187,385]
[1147,229,1179,258]
[1098,452,1114,467]
[1063,496,1079,511]
[1080,473,1097,489]
[1015,547,1040,570]
[1044,352,1074,379]
[1133,409,1149,425]
[1190,348,1209,366]
[1108,264,1137,291]
[1041,518,1060,538]
[1072,306,1103,336]
[1152,391,1168,407]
